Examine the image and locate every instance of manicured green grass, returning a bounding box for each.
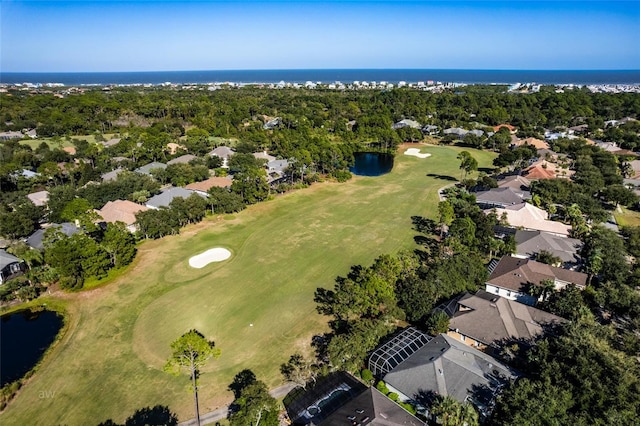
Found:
[19,133,119,150]
[0,145,495,425]
[613,206,640,228]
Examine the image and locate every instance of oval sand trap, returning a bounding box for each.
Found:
[405,148,432,158]
[189,248,232,268]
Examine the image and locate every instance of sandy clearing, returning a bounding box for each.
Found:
[404,148,432,158]
[188,248,232,268]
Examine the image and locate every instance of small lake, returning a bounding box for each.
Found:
[349,152,394,176]
[0,309,63,386]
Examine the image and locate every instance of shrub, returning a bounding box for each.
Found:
[376,381,390,394]
[360,369,374,384]
[330,169,352,182]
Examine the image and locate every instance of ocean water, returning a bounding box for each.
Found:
[1,69,639,86]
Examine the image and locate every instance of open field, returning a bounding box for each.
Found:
[18,133,119,150]
[0,145,496,425]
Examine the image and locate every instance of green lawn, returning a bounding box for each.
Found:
[19,133,119,150]
[0,145,495,425]
[613,206,640,228]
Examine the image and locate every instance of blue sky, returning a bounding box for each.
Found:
[1,1,638,72]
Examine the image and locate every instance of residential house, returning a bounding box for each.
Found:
[468,129,485,137]
[392,119,422,130]
[16,169,39,179]
[485,256,588,306]
[135,161,167,176]
[263,117,282,130]
[283,371,424,426]
[522,163,557,180]
[511,137,549,150]
[514,230,582,267]
[101,137,121,148]
[97,200,149,232]
[253,151,276,163]
[496,175,531,199]
[167,154,197,165]
[442,290,565,352]
[26,223,80,250]
[443,127,468,138]
[208,146,235,168]
[145,187,204,209]
[101,167,125,182]
[185,176,233,195]
[488,202,571,236]
[475,187,528,209]
[374,330,516,418]
[0,249,26,284]
[267,159,290,182]
[0,131,24,141]
[27,190,49,207]
[422,125,439,135]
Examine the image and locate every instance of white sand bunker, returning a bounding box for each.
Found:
[189,248,232,268]
[405,148,432,158]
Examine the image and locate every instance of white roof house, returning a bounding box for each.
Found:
[488,203,571,236]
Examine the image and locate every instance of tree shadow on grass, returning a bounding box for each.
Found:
[427,173,457,181]
[97,405,178,426]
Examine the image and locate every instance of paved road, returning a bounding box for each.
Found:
[179,383,297,426]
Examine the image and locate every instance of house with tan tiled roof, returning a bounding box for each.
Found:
[488,202,571,236]
[485,256,588,306]
[97,200,148,232]
[522,163,556,180]
[185,177,233,195]
[27,190,49,207]
[512,137,549,150]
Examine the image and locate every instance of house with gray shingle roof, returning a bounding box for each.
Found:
[253,151,276,163]
[443,127,468,138]
[381,332,516,417]
[101,137,121,148]
[135,162,167,176]
[443,290,564,352]
[514,230,582,267]
[26,223,80,250]
[392,119,422,130]
[475,187,528,209]
[167,154,197,165]
[0,249,26,284]
[145,187,205,210]
[101,168,125,182]
[486,256,588,306]
[208,146,235,168]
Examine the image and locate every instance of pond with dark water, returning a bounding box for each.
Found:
[0,309,64,386]
[349,152,394,176]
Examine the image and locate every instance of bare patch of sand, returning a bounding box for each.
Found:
[189,248,232,268]
[404,148,432,158]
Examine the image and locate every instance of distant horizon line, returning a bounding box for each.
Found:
[3,68,640,74]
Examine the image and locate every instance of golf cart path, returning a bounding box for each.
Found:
[179,383,297,426]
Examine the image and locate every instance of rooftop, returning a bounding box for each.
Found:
[383,334,516,410]
[487,256,588,294]
[97,200,148,226]
[446,290,565,347]
[185,176,233,192]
